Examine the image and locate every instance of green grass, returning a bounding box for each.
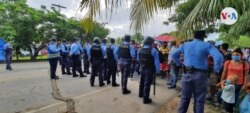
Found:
[12,55,47,61]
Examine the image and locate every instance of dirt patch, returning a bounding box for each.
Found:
[155,96,221,113]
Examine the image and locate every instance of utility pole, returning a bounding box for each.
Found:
[51,4,66,13]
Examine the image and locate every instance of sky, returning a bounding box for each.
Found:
[26,0,176,38]
[26,0,218,40]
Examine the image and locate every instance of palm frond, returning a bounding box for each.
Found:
[130,0,179,32]
[80,0,122,19]
[180,0,250,37]
[229,11,250,36]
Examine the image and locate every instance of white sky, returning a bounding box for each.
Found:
[26,0,218,40]
[26,0,176,38]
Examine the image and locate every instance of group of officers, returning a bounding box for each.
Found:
[47,35,160,104]
[47,30,224,111]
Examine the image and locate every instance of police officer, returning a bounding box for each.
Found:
[106,38,120,87]
[172,30,223,113]
[60,39,72,75]
[101,39,108,80]
[88,37,105,87]
[83,40,91,74]
[47,38,60,79]
[137,37,160,104]
[115,35,135,94]
[69,38,86,78]
[4,41,13,71]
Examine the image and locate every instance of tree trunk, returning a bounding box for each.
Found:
[31,42,46,61]
[15,47,20,61]
[28,46,33,60]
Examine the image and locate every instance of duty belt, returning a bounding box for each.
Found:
[183,66,208,74]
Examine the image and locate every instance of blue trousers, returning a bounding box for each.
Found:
[90,60,103,85]
[139,68,153,101]
[61,56,70,74]
[5,54,12,69]
[48,58,59,77]
[102,59,108,80]
[130,60,137,77]
[178,71,208,113]
[119,60,131,90]
[169,63,179,86]
[107,60,117,85]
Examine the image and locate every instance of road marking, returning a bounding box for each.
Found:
[26,86,112,113]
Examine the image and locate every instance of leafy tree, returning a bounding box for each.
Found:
[131,33,143,43]
[0,1,110,60]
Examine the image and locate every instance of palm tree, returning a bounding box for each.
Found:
[180,0,250,37]
[80,0,250,38]
[79,0,178,32]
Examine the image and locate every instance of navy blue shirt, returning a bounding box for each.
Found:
[60,43,69,53]
[114,41,136,60]
[87,43,105,61]
[137,45,161,73]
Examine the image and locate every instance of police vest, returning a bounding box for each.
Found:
[118,44,131,59]
[139,48,154,69]
[90,45,102,61]
[60,44,69,56]
[106,45,115,60]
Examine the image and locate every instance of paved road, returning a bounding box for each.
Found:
[0,62,177,113]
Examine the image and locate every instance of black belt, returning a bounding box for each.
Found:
[183,66,208,73]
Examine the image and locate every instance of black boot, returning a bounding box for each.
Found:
[143,98,152,104]
[112,83,120,87]
[123,89,131,95]
[99,83,105,87]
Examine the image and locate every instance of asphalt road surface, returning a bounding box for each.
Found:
[0,62,177,113]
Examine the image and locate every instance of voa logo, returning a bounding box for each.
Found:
[220,7,238,25]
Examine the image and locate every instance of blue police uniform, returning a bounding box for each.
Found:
[70,42,85,77]
[83,43,91,74]
[88,42,105,87]
[101,43,108,80]
[4,42,12,70]
[106,44,120,86]
[172,39,223,113]
[0,38,5,62]
[137,45,160,104]
[47,42,60,79]
[60,42,71,75]
[115,41,135,94]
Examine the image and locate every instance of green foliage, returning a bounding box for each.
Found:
[131,33,143,43]
[217,34,250,48]
[115,37,123,45]
[84,22,109,41]
[179,0,250,38]
[0,1,109,60]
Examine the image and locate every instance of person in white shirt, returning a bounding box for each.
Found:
[221,75,238,113]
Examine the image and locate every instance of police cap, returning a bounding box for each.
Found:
[124,35,131,42]
[93,37,100,44]
[143,36,154,46]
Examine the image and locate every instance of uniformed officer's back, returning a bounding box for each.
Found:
[172,30,223,113]
[182,39,213,69]
[118,44,131,59]
[139,47,154,69]
[90,44,102,60]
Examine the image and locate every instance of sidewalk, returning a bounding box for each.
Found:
[26,77,178,113]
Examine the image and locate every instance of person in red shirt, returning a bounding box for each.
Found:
[221,48,249,108]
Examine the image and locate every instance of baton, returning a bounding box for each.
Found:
[153,74,156,95]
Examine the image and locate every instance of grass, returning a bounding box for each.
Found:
[12,55,47,61]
